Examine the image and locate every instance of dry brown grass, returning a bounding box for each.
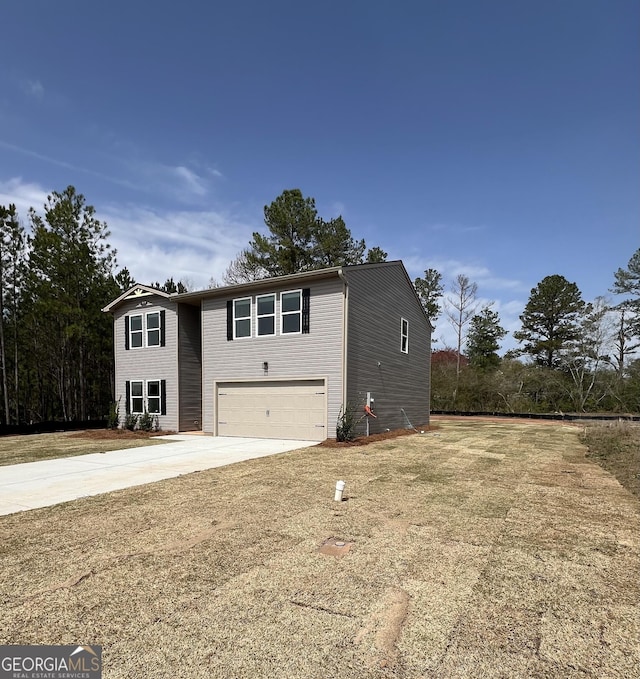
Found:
[0,430,167,466]
[1,419,638,678]
[581,420,640,498]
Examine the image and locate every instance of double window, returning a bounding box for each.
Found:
[127,380,166,415]
[227,289,310,340]
[125,310,165,349]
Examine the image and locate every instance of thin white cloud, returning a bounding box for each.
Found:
[174,166,207,197]
[0,177,49,215]
[0,141,139,190]
[0,177,254,290]
[402,254,526,353]
[101,203,256,288]
[404,255,526,293]
[22,79,44,100]
[122,158,219,203]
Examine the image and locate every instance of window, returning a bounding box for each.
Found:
[130,315,143,348]
[234,298,251,338]
[147,312,161,346]
[256,294,275,336]
[281,290,302,334]
[226,289,309,341]
[126,310,164,349]
[147,380,161,414]
[127,379,166,415]
[131,381,144,413]
[401,318,409,353]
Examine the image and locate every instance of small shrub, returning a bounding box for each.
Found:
[138,411,155,432]
[336,404,360,442]
[108,399,121,430]
[124,413,138,431]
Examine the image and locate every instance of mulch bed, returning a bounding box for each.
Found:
[319,425,434,448]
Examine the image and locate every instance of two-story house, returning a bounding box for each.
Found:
[103,260,432,440]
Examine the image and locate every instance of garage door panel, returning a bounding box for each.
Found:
[216,380,326,441]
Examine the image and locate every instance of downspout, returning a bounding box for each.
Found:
[337,269,349,421]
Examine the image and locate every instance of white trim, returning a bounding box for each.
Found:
[146,311,161,347]
[130,379,164,414]
[233,297,252,339]
[146,379,162,414]
[128,311,163,349]
[130,379,144,414]
[401,317,409,353]
[102,284,170,313]
[280,289,302,335]
[256,293,276,337]
[129,314,144,349]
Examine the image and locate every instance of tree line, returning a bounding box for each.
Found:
[419,254,640,414]
[0,184,637,424]
[0,186,387,425]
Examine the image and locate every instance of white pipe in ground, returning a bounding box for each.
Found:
[334,480,346,502]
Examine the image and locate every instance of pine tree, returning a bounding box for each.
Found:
[514,275,586,368]
[414,268,444,325]
[466,306,506,370]
[25,186,118,420]
[0,204,26,424]
[232,189,386,280]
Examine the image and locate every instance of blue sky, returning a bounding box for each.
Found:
[1,1,638,350]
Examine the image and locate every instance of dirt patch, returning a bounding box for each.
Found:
[355,586,410,669]
[318,537,354,558]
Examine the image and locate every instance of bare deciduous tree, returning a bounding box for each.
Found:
[444,274,478,403]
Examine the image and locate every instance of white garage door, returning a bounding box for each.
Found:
[216,379,326,441]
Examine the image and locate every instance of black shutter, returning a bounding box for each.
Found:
[302,288,310,334]
[160,310,166,347]
[125,381,131,414]
[124,316,130,350]
[226,300,233,341]
[161,380,167,415]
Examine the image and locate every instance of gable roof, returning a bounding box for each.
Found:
[102,261,432,328]
[101,284,172,313]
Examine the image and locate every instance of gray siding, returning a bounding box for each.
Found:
[178,303,202,431]
[343,263,431,434]
[201,277,345,438]
[113,297,179,431]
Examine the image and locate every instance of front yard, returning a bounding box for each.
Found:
[0,420,638,678]
[0,429,166,466]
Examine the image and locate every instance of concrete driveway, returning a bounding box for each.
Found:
[0,435,318,516]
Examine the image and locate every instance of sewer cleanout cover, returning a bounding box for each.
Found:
[318,537,354,558]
